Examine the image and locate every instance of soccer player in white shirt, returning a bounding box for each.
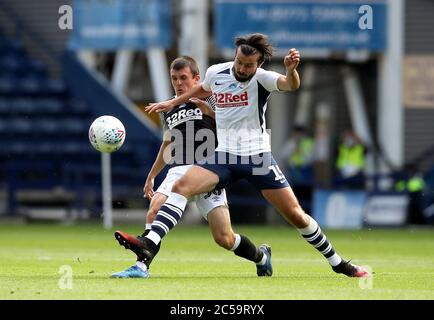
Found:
[112,56,272,278]
[142,33,370,278]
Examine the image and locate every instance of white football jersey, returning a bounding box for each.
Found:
[202,61,282,156]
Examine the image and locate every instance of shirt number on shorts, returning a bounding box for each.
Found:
[269,165,285,181]
[204,189,222,199]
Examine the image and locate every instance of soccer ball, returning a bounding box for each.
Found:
[88,115,126,153]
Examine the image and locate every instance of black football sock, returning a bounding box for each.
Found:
[233,234,263,263]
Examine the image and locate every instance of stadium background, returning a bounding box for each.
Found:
[0,0,433,301]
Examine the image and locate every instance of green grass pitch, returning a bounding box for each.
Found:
[0,222,433,300]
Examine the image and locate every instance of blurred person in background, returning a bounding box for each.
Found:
[395,165,427,224]
[112,56,271,278]
[335,129,366,189]
[279,125,315,210]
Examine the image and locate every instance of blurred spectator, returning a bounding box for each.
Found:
[334,130,366,189]
[279,126,315,209]
[279,126,315,185]
[395,165,426,224]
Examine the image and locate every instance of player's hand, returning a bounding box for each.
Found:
[189,97,211,111]
[145,100,175,114]
[189,97,207,108]
[189,97,215,118]
[143,178,155,200]
[284,48,300,72]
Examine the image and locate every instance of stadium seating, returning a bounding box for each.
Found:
[0,33,157,217]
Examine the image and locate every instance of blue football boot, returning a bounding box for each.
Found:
[110,265,149,279]
[256,244,272,277]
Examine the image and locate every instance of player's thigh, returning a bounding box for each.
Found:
[156,165,191,196]
[147,192,168,223]
[261,187,309,227]
[244,153,289,189]
[173,165,219,196]
[196,188,228,219]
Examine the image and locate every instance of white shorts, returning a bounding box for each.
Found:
[155,165,227,220]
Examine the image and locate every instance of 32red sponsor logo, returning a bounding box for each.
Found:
[214,92,248,107]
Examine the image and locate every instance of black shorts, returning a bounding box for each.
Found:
[198,151,290,190]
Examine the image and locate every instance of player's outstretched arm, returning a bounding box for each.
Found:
[145,84,212,114]
[277,48,301,91]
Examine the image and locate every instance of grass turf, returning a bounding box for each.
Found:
[0,222,433,300]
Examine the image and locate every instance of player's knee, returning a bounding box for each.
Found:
[172,178,191,197]
[213,231,234,250]
[287,204,309,227]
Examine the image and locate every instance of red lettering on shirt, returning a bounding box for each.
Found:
[214,92,249,108]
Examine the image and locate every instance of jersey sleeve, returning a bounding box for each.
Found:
[256,68,282,92]
[201,65,217,92]
[204,95,216,111]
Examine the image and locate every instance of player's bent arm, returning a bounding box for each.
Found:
[170,84,212,109]
[146,140,171,181]
[146,84,212,113]
[277,69,300,91]
[278,48,301,91]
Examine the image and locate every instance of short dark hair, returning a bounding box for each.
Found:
[234,33,273,64]
[170,56,199,77]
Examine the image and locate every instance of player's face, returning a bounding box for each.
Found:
[233,49,262,82]
[170,67,199,96]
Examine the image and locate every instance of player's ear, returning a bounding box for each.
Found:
[194,74,200,82]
